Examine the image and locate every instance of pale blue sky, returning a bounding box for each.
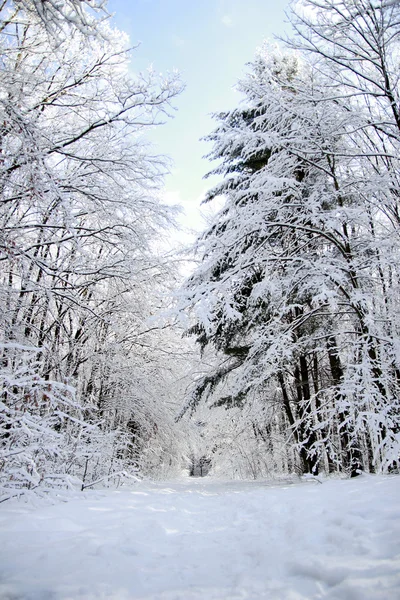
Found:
[108,0,291,232]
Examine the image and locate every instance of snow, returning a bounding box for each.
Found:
[0,475,399,600]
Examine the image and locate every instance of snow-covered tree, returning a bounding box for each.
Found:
[0,0,186,497]
[179,25,400,476]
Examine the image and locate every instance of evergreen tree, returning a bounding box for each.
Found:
[179,37,400,475]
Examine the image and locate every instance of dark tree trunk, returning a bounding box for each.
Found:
[294,358,319,475]
[327,335,363,477]
[278,370,316,474]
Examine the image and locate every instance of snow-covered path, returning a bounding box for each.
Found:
[0,476,399,600]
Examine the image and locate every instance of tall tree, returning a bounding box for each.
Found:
[179,33,400,475]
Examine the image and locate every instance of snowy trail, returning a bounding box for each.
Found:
[0,476,399,600]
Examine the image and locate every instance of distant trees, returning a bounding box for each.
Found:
[0,0,187,499]
[179,0,400,477]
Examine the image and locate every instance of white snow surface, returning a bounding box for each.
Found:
[0,475,399,600]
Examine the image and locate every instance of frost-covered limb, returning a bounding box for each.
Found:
[11,0,109,42]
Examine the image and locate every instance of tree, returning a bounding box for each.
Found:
[0,0,186,497]
[179,30,400,476]
[287,0,400,472]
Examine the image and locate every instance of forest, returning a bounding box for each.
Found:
[1,0,400,502]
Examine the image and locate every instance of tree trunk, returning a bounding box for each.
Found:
[326,335,363,477]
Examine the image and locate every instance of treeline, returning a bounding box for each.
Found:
[0,0,189,499]
[179,0,400,477]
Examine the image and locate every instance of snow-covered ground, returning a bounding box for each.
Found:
[0,475,399,600]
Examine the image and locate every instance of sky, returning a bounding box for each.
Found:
[107,0,292,236]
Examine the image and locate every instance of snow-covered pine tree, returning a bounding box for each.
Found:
[179,36,400,475]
